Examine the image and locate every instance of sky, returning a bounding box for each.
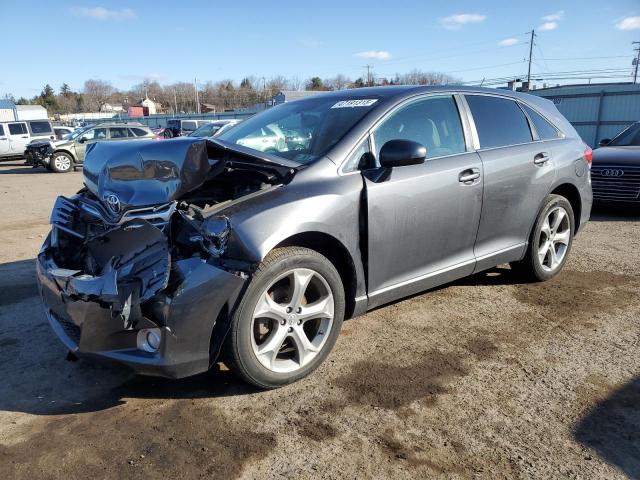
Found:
[2,0,640,98]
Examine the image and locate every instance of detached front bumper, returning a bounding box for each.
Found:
[24,145,53,167]
[36,233,247,379]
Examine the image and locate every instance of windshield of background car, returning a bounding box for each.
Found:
[217,95,382,164]
[190,123,222,137]
[68,126,91,140]
[609,123,640,146]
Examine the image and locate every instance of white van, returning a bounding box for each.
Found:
[0,120,55,159]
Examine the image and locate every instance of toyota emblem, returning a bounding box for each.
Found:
[601,169,624,177]
[104,194,121,214]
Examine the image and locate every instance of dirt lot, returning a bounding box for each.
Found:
[0,160,639,479]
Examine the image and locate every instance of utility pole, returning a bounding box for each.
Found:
[194,78,200,114]
[363,65,373,86]
[633,41,640,84]
[173,89,178,115]
[527,29,536,86]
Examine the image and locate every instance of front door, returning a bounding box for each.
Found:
[7,122,29,154]
[364,95,483,308]
[76,127,107,162]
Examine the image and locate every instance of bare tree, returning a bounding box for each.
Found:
[83,79,114,111]
[326,74,352,90]
[393,70,460,86]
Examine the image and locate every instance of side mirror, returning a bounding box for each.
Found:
[78,137,86,144]
[598,138,611,147]
[379,139,427,168]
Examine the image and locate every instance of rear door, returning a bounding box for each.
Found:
[7,122,30,154]
[464,94,556,270]
[363,94,483,307]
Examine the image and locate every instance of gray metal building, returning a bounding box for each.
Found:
[529,82,640,147]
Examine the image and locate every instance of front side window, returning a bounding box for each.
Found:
[29,121,53,135]
[0,125,4,136]
[372,95,466,161]
[218,95,381,164]
[189,123,222,138]
[8,123,27,135]
[466,95,533,149]
[520,104,560,140]
[80,128,107,141]
[109,127,129,139]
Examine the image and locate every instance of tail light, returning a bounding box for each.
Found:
[584,146,593,167]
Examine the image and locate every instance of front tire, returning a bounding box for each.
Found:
[510,194,575,282]
[225,247,345,389]
[50,152,73,173]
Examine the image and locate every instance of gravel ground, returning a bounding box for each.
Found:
[0,161,639,479]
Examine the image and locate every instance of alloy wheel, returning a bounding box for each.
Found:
[538,206,571,272]
[53,155,71,171]
[250,268,334,373]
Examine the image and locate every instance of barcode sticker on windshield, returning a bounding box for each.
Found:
[331,99,378,109]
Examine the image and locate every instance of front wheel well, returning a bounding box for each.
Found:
[550,183,582,232]
[275,232,357,319]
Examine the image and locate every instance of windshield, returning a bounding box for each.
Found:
[189,123,224,138]
[68,126,91,140]
[217,95,381,164]
[609,123,640,147]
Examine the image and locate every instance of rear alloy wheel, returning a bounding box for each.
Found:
[226,247,344,388]
[50,152,73,173]
[511,194,575,281]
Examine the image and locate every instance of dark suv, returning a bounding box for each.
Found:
[37,86,592,388]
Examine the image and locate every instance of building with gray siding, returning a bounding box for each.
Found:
[529,83,640,147]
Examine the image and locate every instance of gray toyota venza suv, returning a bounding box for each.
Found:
[37,86,592,388]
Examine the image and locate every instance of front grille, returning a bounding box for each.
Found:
[591,165,640,203]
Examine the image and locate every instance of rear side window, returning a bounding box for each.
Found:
[8,123,27,135]
[466,95,533,149]
[0,125,4,136]
[29,121,53,135]
[520,104,560,140]
[129,127,149,137]
[109,127,129,139]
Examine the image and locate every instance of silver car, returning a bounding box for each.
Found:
[36,86,592,388]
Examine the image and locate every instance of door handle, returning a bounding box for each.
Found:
[459,169,481,184]
[534,152,550,165]
[20,136,28,139]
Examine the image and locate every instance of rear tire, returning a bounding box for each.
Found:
[50,152,73,173]
[225,247,345,389]
[510,194,575,282]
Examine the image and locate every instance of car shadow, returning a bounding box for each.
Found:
[0,164,49,174]
[574,376,640,478]
[590,205,640,222]
[0,258,256,417]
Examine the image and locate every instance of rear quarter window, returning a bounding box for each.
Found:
[182,121,197,131]
[29,121,53,135]
[129,127,150,137]
[520,104,561,140]
[466,95,533,149]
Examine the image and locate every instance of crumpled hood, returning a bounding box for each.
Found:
[83,137,216,209]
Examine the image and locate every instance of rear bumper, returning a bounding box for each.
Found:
[36,234,247,378]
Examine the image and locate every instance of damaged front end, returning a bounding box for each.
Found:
[36,138,289,378]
